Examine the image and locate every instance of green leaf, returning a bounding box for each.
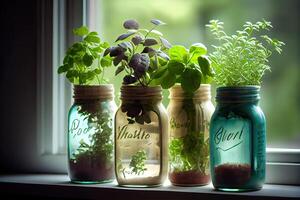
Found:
[181,68,202,94]
[73,26,89,36]
[83,54,93,66]
[93,68,102,74]
[63,55,73,65]
[189,43,207,55]
[161,71,176,89]
[168,60,185,75]
[87,31,98,36]
[150,30,163,37]
[157,56,168,66]
[169,45,188,62]
[151,65,168,79]
[57,65,69,74]
[66,70,78,81]
[100,56,112,68]
[198,56,214,77]
[100,41,110,49]
[84,35,100,43]
[70,43,84,53]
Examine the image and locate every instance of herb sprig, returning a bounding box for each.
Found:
[152,43,214,94]
[107,19,171,86]
[207,19,285,86]
[58,26,112,85]
[129,150,147,175]
[71,110,114,164]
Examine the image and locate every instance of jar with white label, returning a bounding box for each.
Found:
[68,85,117,183]
[210,86,266,191]
[115,85,168,187]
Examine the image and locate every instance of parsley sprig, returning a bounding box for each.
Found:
[58,26,112,85]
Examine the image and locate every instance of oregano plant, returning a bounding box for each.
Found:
[206,19,285,86]
[58,26,112,85]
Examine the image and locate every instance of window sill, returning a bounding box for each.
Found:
[0,174,299,200]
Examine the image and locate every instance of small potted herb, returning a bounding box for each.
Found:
[152,43,215,186]
[207,20,284,191]
[108,19,171,187]
[58,26,117,183]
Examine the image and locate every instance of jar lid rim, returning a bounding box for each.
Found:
[73,84,114,100]
[120,85,162,100]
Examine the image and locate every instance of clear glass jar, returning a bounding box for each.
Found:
[115,85,168,187]
[210,86,266,191]
[167,84,215,186]
[68,85,117,183]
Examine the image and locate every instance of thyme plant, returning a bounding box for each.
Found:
[207,20,284,86]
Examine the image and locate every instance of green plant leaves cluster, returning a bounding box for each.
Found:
[129,150,147,175]
[71,107,114,165]
[107,19,171,86]
[169,132,209,173]
[207,19,285,86]
[151,43,214,94]
[58,26,112,85]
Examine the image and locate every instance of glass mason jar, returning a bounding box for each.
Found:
[68,85,117,183]
[168,84,215,186]
[210,86,266,191]
[115,85,169,187]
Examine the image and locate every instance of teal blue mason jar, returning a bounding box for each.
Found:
[68,85,117,183]
[210,86,266,191]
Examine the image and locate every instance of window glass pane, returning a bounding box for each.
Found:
[90,0,300,149]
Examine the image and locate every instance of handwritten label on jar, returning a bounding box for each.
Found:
[214,126,244,150]
[69,119,92,138]
[211,115,251,163]
[170,117,190,129]
[117,124,151,140]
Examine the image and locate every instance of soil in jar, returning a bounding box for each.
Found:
[169,170,210,186]
[69,104,114,183]
[214,163,251,187]
[69,154,114,182]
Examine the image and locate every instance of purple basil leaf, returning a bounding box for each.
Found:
[144,38,158,46]
[123,19,139,30]
[103,47,111,56]
[115,32,136,42]
[129,53,141,69]
[115,65,125,76]
[157,50,170,60]
[118,41,133,50]
[109,46,124,57]
[159,37,172,49]
[131,35,143,45]
[123,75,137,84]
[142,47,155,54]
[150,19,166,26]
[113,53,125,66]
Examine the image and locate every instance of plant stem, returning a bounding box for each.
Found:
[144,25,157,39]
